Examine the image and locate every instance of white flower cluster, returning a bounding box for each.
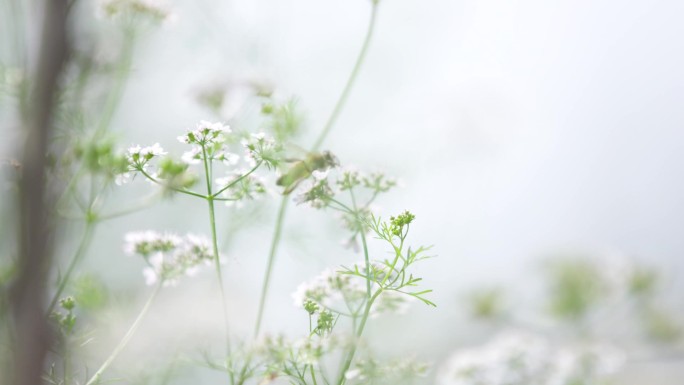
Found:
[294,177,334,209]
[116,143,167,185]
[178,121,248,169]
[345,357,430,383]
[438,331,624,385]
[123,231,214,286]
[294,167,396,210]
[241,132,280,169]
[100,0,173,22]
[215,170,268,207]
[256,333,351,370]
[127,143,166,163]
[177,120,231,146]
[292,265,409,317]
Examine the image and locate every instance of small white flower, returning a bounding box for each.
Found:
[218,152,240,166]
[437,331,624,385]
[115,172,131,185]
[141,142,166,157]
[311,169,329,180]
[127,144,142,155]
[124,231,213,286]
[181,147,202,164]
[178,120,231,146]
[241,132,279,168]
[143,267,158,286]
[100,0,172,22]
[345,369,361,380]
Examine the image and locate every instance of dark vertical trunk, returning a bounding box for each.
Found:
[9,1,70,384]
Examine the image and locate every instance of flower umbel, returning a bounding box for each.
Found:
[124,231,214,286]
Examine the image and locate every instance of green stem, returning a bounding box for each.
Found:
[85,283,162,385]
[336,290,382,385]
[139,168,207,199]
[64,334,71,385]
[202,145,231,353]
[311,2,379,152]
[349,189,371,299]
[252,0,380,344]
[95,27,136,137]
[97,191,161,221]
[212,161,262,197]
[46,221,96,315]
[253,196,288,338]
[310,364,319,385]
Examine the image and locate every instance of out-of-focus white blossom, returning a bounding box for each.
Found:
[115,172,131,185]
[99,0,173,22]
[345,357,430,383]
[215,169,268,206]
[123,231,215,286]
[181,147,202,165]
[241,132,280,168]
[292,265,409,317]
[438,331,624,385]
[294,178,334,209]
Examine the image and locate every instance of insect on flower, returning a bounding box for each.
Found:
[276,151,338,195]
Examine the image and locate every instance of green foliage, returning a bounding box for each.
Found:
[546,258,605,321]
[263,98,305,142]
[628,266,659,297]
[467,287,505,320]
[72,274,109,310]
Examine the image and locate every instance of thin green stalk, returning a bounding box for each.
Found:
[46,221,95,315]
[349,189,371,299]
[64,335,71,385]
[97,191,161,221]
[252,0,380,343]
[85,283,162,385]
[202,146,231,353]
[310,364,319,385]
[311,2,379,152]
[336,290,382,385]
[95,27,136,137]
[212,161,262,197]
[359,231,370,296]
[207,196,231,351]
[253,196,288,338]
[139,169,207,199]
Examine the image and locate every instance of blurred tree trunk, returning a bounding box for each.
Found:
[9,1,70,384]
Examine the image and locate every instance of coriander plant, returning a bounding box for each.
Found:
[2,1,438,385]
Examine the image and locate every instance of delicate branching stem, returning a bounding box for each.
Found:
[85,283,162,385]
[139,169,207,199]
[336,222,409,384]
[212,161,262,197]
[55,164,86,213]
[311,2,380,152]
[46,221,96,315]
[253,196,288,338]
[97,191,161,221]
[201,145,231,353]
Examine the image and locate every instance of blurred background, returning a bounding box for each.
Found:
[1,0,683,384]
